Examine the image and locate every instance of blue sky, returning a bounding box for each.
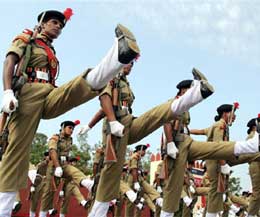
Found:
[1,0,260,191]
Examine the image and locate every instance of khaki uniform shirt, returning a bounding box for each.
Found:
[7,32,56,69]
[48,134,73,159]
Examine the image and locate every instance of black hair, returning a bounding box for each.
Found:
[214,115,220,122]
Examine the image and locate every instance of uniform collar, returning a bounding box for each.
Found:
[36,33,53,45]
[220,118,227,125]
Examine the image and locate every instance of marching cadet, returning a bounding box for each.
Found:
[154,161,166,217]
[59,157,89,217]
[204,103,238,217]
[190,103,238,217]
[160,73,260,217]
[246,115,260,217]
[125,144,163,217]
[0,7,140,216]
[39,120,94,217]
[29,151,50,217]
[85,64,215,216]
[90,144,142,214]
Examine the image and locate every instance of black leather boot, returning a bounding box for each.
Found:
[115,24,140,64]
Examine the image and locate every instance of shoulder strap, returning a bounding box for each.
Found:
[35,39,58,85]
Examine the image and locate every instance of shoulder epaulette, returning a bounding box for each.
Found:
[96,148,104,154]
[12,29,33,43]
[50,134,59,142]
[23,29,33,36]
[132,152,140,160]
[219,122,227,130]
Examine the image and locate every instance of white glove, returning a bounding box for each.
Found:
[54,166,63,177]
[156,197,163,207]
[136,202,144,210]
[80,200,88,207]
[223,194,227,202]
[110,199,117,205]
[30,186,35,193]
[167,142,179,159]
[189,185,196,194]
[59,190,64,197]
[156,186,163,193]
[134,182,141,192]
[221,164,231,175]
[1,89,18,113]
[109,121,124,137]
[230,204,240,214]
[77,125,91,136]
[183,196,192,207]
[125,190,137,202]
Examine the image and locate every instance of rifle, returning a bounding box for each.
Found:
[159,133,168,180]
[90,151,104,203]
[104,77,121,163]
[104,124,117,163]
[217,124,230,193]
[55,179,65,209]
[218,101,237,192]
[0,12,46,154]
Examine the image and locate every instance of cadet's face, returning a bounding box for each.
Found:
[223,112,230,122]
[225,112,236,124]
[42,18,63,39]
[141,150,146,157]
[63,125,74,136]
[123,63,133,75]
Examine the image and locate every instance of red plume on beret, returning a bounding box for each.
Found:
[233,102,239,109]
[63,8,73,21]
[74,120,80,126]
[146,143,150,148]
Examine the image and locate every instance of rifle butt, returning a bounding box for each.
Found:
[104,134,117,163]
[217,173,226,193]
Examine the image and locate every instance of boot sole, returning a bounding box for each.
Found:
[201,81,214,99]
[192,68,208,81]
[116,24,140,54]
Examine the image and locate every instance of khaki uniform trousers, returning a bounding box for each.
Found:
[163,135,235,213]
[227,153,260,166]
[40,163,87,211]
[61,181,85,214]
[0,71,98,192]
[30,180,46,212]
[96,100,174,202]
[248,161,260,215]
[125,175,159,217]
[206,160,223,213]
